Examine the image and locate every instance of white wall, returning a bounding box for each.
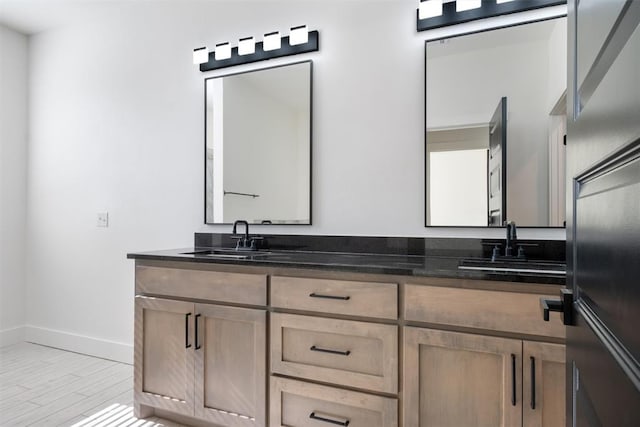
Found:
[547,18,568,111]
[0,24,28,346]
[23,1,564,361]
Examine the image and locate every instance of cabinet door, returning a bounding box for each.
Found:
[134,296,195,416]
[194,303,266,427]
[523,341,566,427]
[403,327,522,427]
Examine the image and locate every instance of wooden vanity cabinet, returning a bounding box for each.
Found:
[134,263,267,427]
[135,296,266,426]
[133,260,565,427]
[402,282,566,427]
[270,276,400,427]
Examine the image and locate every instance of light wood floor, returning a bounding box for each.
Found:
[0,342,185,426]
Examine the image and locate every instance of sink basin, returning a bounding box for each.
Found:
[458,258,566,275]
[181,249,272,260]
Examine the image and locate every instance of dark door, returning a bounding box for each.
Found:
[562,1,640,426]
[488,97,507,227]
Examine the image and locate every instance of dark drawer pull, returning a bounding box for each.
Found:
[194,314,202,350]
[530,356,536,410]
[511,353,517,406]
[309,412,350,426]
[310,345,351,356]
[185,313,192,349]
[309,293,350,301]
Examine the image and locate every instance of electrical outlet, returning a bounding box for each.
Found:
[97,212,109,227]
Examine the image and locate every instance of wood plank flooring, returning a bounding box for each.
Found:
[0,342,186,426]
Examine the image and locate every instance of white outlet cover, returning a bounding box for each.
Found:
[97,212,109,227]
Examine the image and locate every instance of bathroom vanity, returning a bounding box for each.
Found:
[128,235,566,427]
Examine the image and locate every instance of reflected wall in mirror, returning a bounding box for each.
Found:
[425,17,567,227]
[205,61,312,224]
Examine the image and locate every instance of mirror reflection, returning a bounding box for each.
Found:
[425,18,567,227]
[205,61,312,225]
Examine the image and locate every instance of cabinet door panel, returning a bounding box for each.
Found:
[404,327,522,427]
[523,341,566,427]
[134,296,195,416]
[194,303,266,427]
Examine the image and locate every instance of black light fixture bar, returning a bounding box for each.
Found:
[200,30,319,72]
[416,0,566,32]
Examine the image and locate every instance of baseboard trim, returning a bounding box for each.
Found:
[24,325,133,364]
[0,326,26,347]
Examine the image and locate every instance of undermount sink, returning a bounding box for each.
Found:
[458,258,566,275]
[181,249,272,260]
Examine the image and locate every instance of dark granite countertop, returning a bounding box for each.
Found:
[127,246,566,285]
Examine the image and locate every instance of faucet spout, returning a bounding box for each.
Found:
[232,220,249,239]
[232,220,250,250]
[505,221,517,256]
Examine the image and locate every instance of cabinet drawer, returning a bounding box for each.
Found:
[271,313,398,393]
[270,377,398,427]
[135,265,267,306]
[404,284,566,338]
[271,276,397,319]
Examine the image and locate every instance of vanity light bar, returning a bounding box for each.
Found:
[197,27,319,72]
[416,0,566,32]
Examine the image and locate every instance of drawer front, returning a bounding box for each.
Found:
[271,276,397,319]
[135,265,267,306]
[404,284,566,338]
[271,313,398,393]
[270,377,398,427]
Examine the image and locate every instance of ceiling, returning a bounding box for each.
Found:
[0,0,107,34]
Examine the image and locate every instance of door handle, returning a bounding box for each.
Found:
[540,288,574,325]
[511,353,516,406]
[185,313,192,349]
[310,345,351,356]
[194,314,202,350]
[530,356,536,410]
[309,412,350,426]
[309,293,350,301]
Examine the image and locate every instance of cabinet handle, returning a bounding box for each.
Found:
[309,293,350,300]
[530,356,536,410]
[194,314,202,350]
[185,313,192,349]
[511,353,517,406]
[310,345,351,356]
[309,412,350,426]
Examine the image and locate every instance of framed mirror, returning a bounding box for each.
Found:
[425,17,567,227]
[205,61,312,225]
